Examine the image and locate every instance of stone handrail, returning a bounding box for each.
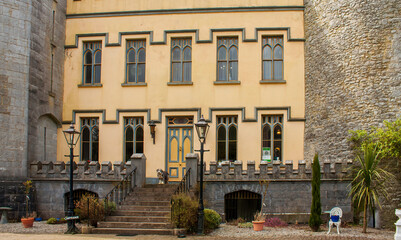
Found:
[186,153,352,181]
[30,154,147,182]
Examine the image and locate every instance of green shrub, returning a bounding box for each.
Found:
[238,222,253,228]
[46,218,57,224]
[104,200,116,215]
[204,208,221,230]
[309,153,322,232]
[227,217,245,226]
[171,193,199,233]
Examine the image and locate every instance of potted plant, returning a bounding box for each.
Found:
[252,211,265,231]
[252,180,270,231]
[21,180,34,228]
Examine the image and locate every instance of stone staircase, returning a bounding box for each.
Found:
[92,184,177,235]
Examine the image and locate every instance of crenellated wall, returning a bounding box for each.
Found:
[203,159,352,181]
[186,154,353,223]
[30,154,146,219]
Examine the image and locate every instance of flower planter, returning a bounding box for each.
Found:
[21,217,34,228]
[395,209,401,240]
[252,221,264,231]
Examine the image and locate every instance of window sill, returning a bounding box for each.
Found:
[167,82,193,86]
[213,81,241,85]
[121,82,147,87]
[78,84,103,88]
[259,80,286,84]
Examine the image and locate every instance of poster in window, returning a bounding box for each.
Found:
[262,147,271,163]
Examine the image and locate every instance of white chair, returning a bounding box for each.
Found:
[327,207,342,235]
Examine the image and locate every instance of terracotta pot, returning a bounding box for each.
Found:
[21,217,34,228]
[252,220,264,231]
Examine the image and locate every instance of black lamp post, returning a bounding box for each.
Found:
[63,123,81,234]
[195,115,209,235]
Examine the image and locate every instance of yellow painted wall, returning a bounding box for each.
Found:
[67,0,304,14]
[60,4,305,178]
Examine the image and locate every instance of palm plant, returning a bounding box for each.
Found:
[349,143,394,233]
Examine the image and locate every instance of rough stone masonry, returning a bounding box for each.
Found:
[304,0,401,228]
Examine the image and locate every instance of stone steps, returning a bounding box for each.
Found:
[112,210,170,216]
[120,200,170,206]
[96,184,176,235]
[105,216,170,223]
[118,205,171,211]
[124,196,172,201]
[91,228,175,235]
[98,221,172,229]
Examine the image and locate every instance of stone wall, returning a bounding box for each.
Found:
[304,0,401,228]
[34,180,115,219]
[186,154,352,223]
[0,0,32,179]
[205,181,351,223]
[29,154,146,219]
[0,0,66,179]
[0,181,36,221]
[304,0,401,162]
[27,0,66,164]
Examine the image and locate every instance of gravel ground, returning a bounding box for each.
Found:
[0,222,395,240]
[0,221,82,234]
[209,224,395,239]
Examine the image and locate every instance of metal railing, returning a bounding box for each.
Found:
[104,167,137,216]
[173,168,191,195]
[171,168,192,224]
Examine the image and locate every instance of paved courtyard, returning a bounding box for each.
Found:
[0,222,395,240]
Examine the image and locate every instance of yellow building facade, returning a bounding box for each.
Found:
[59,0,305,182]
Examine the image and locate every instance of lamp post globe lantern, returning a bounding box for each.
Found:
[195,115,209,235]
[63,123,81,234]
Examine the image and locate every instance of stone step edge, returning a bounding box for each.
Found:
[98,222,172,228]
[91,228,182,235]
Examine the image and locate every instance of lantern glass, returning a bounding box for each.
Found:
[195,116,209,143]
[63,124,81,148]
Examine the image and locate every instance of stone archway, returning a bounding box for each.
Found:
[224,190,261,222]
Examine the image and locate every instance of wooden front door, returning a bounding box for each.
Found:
[167,117,193,182]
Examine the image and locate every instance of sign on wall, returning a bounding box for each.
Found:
[262,147,271,163]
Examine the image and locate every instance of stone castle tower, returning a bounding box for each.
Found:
[0,0,66,217]
[304,0,401,227]
[0,0,66,180]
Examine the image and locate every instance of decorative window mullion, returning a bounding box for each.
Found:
[126,40,146,84]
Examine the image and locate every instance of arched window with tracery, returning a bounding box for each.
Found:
[262,36,283,80]
[261,115,283,162]
[83,42,102,85]
[217,37,238,81]
[81,118,99,162]
[124,117,144,162]
[126,39,146,84]
[171,38,192,83]
[217,116,238,163]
